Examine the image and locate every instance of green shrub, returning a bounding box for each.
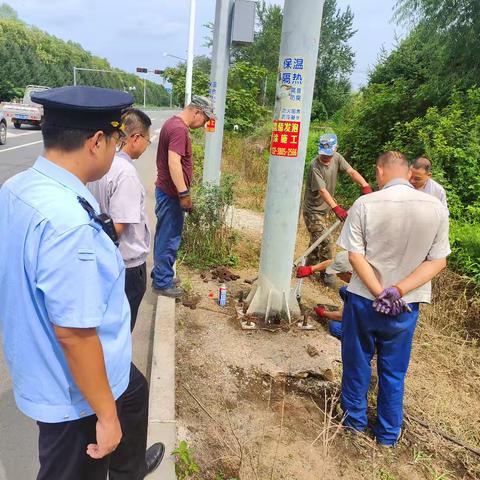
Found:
[386,88,480,223]
[179,175,237,269]
[449,222,480,285]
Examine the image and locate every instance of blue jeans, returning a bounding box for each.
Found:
[151,187,185,289]
[341,292,419,445]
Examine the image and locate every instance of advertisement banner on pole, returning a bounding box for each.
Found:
[270,121,301,157]
[270,55,305,157]
[206,118,216,132]
[206,80,217,133]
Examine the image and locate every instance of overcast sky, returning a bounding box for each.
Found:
[9,0,407,89]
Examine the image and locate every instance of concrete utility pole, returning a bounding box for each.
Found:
[202,0,234,186]
[185,0,196,106]
[246,0,325,319]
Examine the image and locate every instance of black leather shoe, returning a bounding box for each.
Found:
[144,442,165,477]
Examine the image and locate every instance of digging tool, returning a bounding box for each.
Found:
[293,220,342,302]
[293,220,342,267]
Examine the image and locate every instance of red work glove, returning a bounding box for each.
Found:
[361,185,373,195]
[332,205,348,221]
[314,306,327,317]
[296,265,313,278]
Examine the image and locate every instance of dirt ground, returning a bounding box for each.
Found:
[174,209,480,480]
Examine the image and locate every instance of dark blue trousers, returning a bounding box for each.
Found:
[328,286,348,340]
[341,292,419,445]
[151,187,185,289]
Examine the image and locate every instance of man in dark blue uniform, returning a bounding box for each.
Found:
[0,86,164,479]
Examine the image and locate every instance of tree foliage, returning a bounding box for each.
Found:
[167,0,355,124]
[163,58,267,132]
[233,0,356,119]
[313,0,356,120]
[162,56,211,107]
[0,3,17,20]
[393,0,480,106]
[386,88,480,222]
[0,17,170,105]
[334,0,480,281]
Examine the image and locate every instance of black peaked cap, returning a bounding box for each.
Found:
[32,86,134,133]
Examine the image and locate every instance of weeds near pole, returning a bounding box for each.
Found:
[180,174,238,269]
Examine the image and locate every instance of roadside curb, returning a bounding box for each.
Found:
[147,295,177,479]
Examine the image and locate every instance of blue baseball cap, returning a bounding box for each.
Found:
[318,133,338,156]
[32,86,133,134]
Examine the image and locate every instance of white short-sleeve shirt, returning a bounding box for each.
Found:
[88,151,151,268]
[420,178,448,211]
[337,178,451,304]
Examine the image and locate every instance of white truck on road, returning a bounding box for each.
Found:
[3,85,50,129]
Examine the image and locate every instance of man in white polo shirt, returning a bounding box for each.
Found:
[337,151,450,446]
[89,108,152,331]
[409,156,448,211]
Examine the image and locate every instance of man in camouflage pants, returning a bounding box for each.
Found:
[303,133,372,287]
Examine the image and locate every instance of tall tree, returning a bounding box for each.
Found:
[394,0,480,103]
[232,0,355,118]
[0,3,18,20]
[313,0,356,119]
[0,18,170,105]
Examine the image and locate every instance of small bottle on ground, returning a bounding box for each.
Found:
[219,284,227,307]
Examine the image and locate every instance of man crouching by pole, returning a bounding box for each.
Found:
[336,151,450,447]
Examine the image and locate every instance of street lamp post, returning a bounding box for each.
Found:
[73,66,117,86]
[163,53,187,62]
[163,52,190,107]
[185,0,196,106]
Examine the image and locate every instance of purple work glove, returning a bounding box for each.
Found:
[373,287,412,316]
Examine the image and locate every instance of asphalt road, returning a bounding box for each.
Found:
[0,109,177,479]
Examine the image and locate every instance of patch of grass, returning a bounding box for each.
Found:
[412,449,453,480]
[180,277,193,296]
[172,440,201,480]
[222,131,269,211]
[378,469,396,480]
[179,175,238,269]
[214,473,238,480]
[449,221,480,286]
[234,233,261,269]
[404,269,480,478]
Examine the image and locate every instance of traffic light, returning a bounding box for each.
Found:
[136,67,148,73]
[154,69,164,75]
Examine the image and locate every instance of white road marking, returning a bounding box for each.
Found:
[150,134,158,143]
[0,140,43,154]
[6,130,40,138]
